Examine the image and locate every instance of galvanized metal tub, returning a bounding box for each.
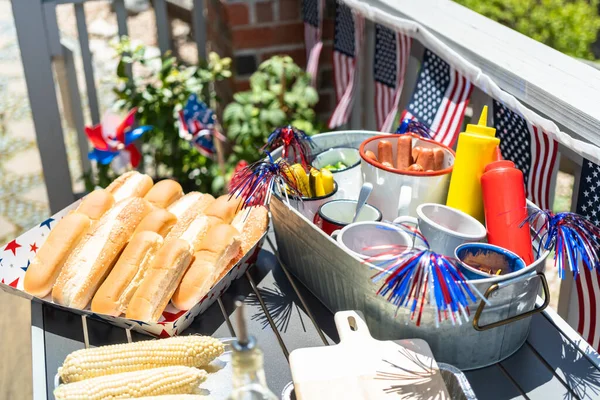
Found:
[271,131,550,370]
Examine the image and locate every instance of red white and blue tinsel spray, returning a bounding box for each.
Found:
[86,108,152,171]
[524,210,600,279]
[228,152,302,209]
[178,94,225,157]
[368,224,486,327]
[395,118,433,140]
[263,125,315,170]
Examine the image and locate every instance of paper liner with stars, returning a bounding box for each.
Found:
[0,199,266,337]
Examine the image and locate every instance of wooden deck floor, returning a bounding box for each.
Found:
[0,291,33,399]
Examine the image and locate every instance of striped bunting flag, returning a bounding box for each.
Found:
[492,100,559,210]
[303,0,324,85]
[373,24,411,132]
[328,1,364,129]
[573,158,600,351]
[400,49,472,146]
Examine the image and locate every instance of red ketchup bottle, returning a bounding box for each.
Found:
[481,160,534,265]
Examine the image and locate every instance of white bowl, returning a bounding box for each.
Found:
[359,134,455,220]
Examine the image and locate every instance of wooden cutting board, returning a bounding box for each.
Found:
[290,311,451,400]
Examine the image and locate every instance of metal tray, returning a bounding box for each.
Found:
[270,130,550,370]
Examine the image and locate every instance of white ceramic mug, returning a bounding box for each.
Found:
[359,134,455,220]
[331,221,413,261]
[312,147,362,200]
[393,203,487,257]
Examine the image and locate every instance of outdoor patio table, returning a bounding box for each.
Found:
[30,228,600,400]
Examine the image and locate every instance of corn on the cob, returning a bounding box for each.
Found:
[132,396,207,400]
[54,366,207,400]
[320,168,334,195]
[58,336,224,383]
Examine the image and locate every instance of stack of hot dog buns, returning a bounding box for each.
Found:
[23,171,269,322]
[364,136,446,172]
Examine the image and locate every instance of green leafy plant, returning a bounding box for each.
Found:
[84,37,232,193]
[223,55,321,165]
[454,0,600,60]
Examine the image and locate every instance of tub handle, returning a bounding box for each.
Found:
[472,271,550,331]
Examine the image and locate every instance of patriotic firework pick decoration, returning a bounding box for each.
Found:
[525,209,600,280]
[263,125,315,170]
[369,224,484,327]
[86,108,152,170]
[395,118,433,140]
[229,153,302,209]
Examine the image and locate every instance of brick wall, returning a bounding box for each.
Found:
[219,0,336,122]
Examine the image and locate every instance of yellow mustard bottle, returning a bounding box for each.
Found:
[446,106,500,223]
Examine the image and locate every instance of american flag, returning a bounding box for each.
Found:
[303,0,324,85]
[373,24,411,132]
[574,159,600,350]
[400,49,472,146]
[492,100,559,210]
[328,1,364,129]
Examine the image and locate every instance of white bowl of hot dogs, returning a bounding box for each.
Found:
[359,134,455,221]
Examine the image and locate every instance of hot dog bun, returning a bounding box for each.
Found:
[106,171,154,202]
[204,195,242,224]
[171,225,241,311]
[166,215,220,252]
[231,206,269,255]
[126,239,193,322]
[91,231,164,316]
[134,209,178,238]
[167,192,215,219]
[75,189,115,220]
[23,213,92,297]
[52,197,152,309]
[144,179,183,209]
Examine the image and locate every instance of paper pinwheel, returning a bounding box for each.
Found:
[178,94,225,157]
[86,108,151,170]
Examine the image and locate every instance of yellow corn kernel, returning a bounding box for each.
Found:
[54,366,207,400]
[58,336,224,383]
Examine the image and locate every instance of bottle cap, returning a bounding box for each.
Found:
[465,106,497,137]
[484,160,515,173]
